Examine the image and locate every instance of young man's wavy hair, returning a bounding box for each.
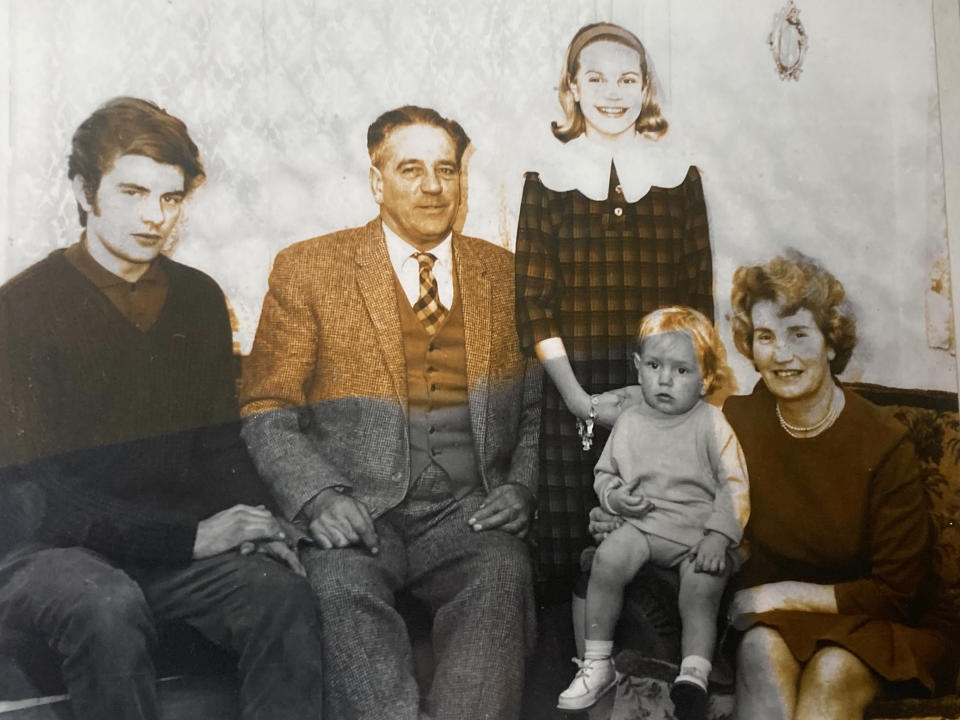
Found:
[68,97,205,227]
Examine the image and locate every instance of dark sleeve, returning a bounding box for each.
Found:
[190,282,275,514]
[515,173,563,355]
[834,438,933,623]
[674,166,714,321]
[0,288,51,557]
[34,456,198,565]
[0,284,49,469]
[0,293,46,556]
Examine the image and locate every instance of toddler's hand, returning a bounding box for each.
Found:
[692,531,729,575]
[607,485,654,519]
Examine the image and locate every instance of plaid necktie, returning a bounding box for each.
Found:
[412,252,447,335]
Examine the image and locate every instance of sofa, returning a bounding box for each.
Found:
[602,383,960,720]
[1,383,957,719]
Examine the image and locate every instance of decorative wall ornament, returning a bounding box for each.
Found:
[768,0,808,81]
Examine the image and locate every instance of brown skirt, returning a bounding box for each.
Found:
[745,610,946,692]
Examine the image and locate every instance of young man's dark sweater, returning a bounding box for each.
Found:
[0,246,271,563]
[0,243,324,720]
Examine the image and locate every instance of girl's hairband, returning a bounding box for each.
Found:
[567,23,644,74]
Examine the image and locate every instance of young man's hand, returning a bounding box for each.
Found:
[193,504,286,559]
[240,538,306,577]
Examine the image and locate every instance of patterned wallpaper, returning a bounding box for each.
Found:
[2,0,956,391]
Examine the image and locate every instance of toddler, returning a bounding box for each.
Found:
[558,307,749,720]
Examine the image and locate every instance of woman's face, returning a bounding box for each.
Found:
[750,299,833,403]
[571,40,645,142]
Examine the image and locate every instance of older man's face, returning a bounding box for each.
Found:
[370,123,461,252]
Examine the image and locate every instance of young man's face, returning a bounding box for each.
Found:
[369,123,461,252]
[74,154,186,281]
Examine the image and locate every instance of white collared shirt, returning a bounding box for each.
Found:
[534,134,693,202]
[382,222,455,308]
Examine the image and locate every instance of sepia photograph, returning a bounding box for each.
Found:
[1,1,958,719]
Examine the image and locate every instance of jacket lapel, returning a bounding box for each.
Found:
[453,235,491,458]
[356,220,407,406]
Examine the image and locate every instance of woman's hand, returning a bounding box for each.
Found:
[729,581,839,629]
[691,530,728,575]
[588,505,624,542]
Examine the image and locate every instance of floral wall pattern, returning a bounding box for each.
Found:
[2,0,955,392]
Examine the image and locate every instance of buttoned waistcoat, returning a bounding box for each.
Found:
[240,218,542,521]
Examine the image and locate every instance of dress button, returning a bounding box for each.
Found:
[428,343,437,352]
[613,207,623,217]
[430,383,437,391]
[615,184,623,195]
[428,426,436,434]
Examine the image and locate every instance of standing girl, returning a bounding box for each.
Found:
[515,22,715,591]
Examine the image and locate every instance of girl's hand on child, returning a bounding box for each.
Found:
[610,385,645,408]
[691,531,729,575]
[591,386,644,427]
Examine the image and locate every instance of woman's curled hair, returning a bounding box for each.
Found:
[730,250,857,375]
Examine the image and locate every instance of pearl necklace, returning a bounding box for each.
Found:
[776,385,845,438]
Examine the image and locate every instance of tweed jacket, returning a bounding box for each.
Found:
[240,218,542,522]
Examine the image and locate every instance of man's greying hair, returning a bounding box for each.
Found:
[367,105,470,169]
[68,97,205,226]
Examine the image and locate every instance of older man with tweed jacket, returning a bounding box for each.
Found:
[240,106,541,720]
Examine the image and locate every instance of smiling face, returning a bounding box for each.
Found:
[74,154,185,282]
[750,300,834,403]
[370,123,461,252]
[633,331,705,415]
[571,40,646,143]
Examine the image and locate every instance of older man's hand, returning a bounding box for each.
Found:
[302,488,379,554]
[468,483,534,537]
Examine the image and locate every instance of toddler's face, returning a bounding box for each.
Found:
[633,331,705,415]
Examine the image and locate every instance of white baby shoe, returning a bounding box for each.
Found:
[557,656,618,712]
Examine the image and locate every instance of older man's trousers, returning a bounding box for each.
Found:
[303,465,535,720]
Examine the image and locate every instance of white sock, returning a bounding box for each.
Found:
[678,654,711,689]
[583,639,614,661]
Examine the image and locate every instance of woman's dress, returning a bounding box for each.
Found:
[515,140,713,587]
[724,382,945,690]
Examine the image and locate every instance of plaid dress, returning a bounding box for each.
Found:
[515,162,714,586]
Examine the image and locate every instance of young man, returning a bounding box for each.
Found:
[0,97,324,720]
[241,105,541,720]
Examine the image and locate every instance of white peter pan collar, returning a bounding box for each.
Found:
[533,135,693,202]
